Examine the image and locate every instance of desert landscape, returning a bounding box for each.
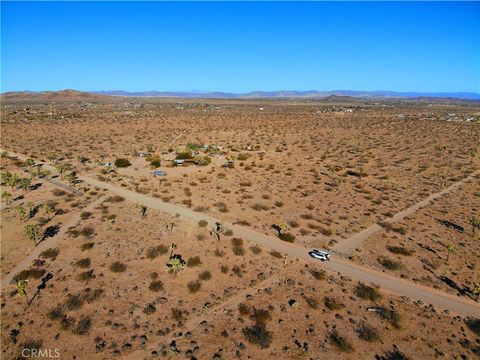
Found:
[1,91,479,359]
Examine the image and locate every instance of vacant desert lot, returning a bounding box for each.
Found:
[1,95,479,359]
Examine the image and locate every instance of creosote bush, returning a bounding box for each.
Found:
[309,269,325,280]
[356,324,380,342]
[279,232,296,242]
[386,245,413,256]
[187,256,202,267]
[242,323,272,349]
[149,280,164,292]
[355,283,382,301]
[146,245,168,259]
[187,280,201,293]
[198,270,212,281]
[323,297,345,311]
[329,330,353,352]
[109,261,126,273]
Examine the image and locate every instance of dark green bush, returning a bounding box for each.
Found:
[114,158,131,168]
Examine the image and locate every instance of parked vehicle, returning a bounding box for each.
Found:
[308,249,330,261]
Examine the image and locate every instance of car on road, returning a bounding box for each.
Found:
[308,249,331,261]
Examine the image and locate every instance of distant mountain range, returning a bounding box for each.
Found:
[2,89,479,102]
[93,89,480,100]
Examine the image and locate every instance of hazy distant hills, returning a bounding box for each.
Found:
[93,89,480,100]
[2,89,479,102]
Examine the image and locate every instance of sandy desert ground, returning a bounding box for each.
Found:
[1,92,479,359]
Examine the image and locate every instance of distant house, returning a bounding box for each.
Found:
[139,152,152,157]
[174,159,185,165]
[103,162,112,167]
[153,170,166,177]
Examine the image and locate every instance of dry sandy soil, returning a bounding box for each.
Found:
[1,93,479,359]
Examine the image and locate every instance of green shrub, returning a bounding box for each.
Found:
[279,232,295,242]
[114,158,131,168]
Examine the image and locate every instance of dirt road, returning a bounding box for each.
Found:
[0,195,105,289]
[333,169,480,254]
[3,150,480,317]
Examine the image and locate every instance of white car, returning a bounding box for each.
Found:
[308,250,331,261]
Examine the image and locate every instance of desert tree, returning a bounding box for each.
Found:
[18,178,31,193]
[24,158,35,170]
[25,224,41,246]
[17,205,27,221]
[1,171,12,185]
[470,217,480,238]
[65,171,78,187]
[16,280,29,306]
[1,191,12,205]
[43,202,55,220]
[446,244,456,263]
[165,221,175,232]
[470,281,480,302]
[55,165,66,179]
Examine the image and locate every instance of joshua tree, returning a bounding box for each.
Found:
[169,243,177,257]
[24,158,35,169]
[472,282,480,302]
[446,244,456,262]
[1,171,12,185]
[165,221,175,232]
[140,205,147,218]
[16,280,29,306]
[55,165,66,179]
[165,254,186,275]
[17,205,27,221]
[5,173,19,192]
[25,224,40,246]
[1,191,12,205]
[18,178,31,193]
[65,171,78,187]
[470,217,480,238]
[43,202,55,220]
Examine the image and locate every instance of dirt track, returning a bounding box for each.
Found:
[2,150,480,317]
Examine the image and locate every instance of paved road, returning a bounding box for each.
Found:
[2,149,480,317]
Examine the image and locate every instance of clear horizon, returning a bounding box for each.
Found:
[1,1,479,93]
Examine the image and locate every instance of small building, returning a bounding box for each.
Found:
[139,152,152,157]
[153,170,167,177]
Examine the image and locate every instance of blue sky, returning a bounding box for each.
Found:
[1,1,479,93]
